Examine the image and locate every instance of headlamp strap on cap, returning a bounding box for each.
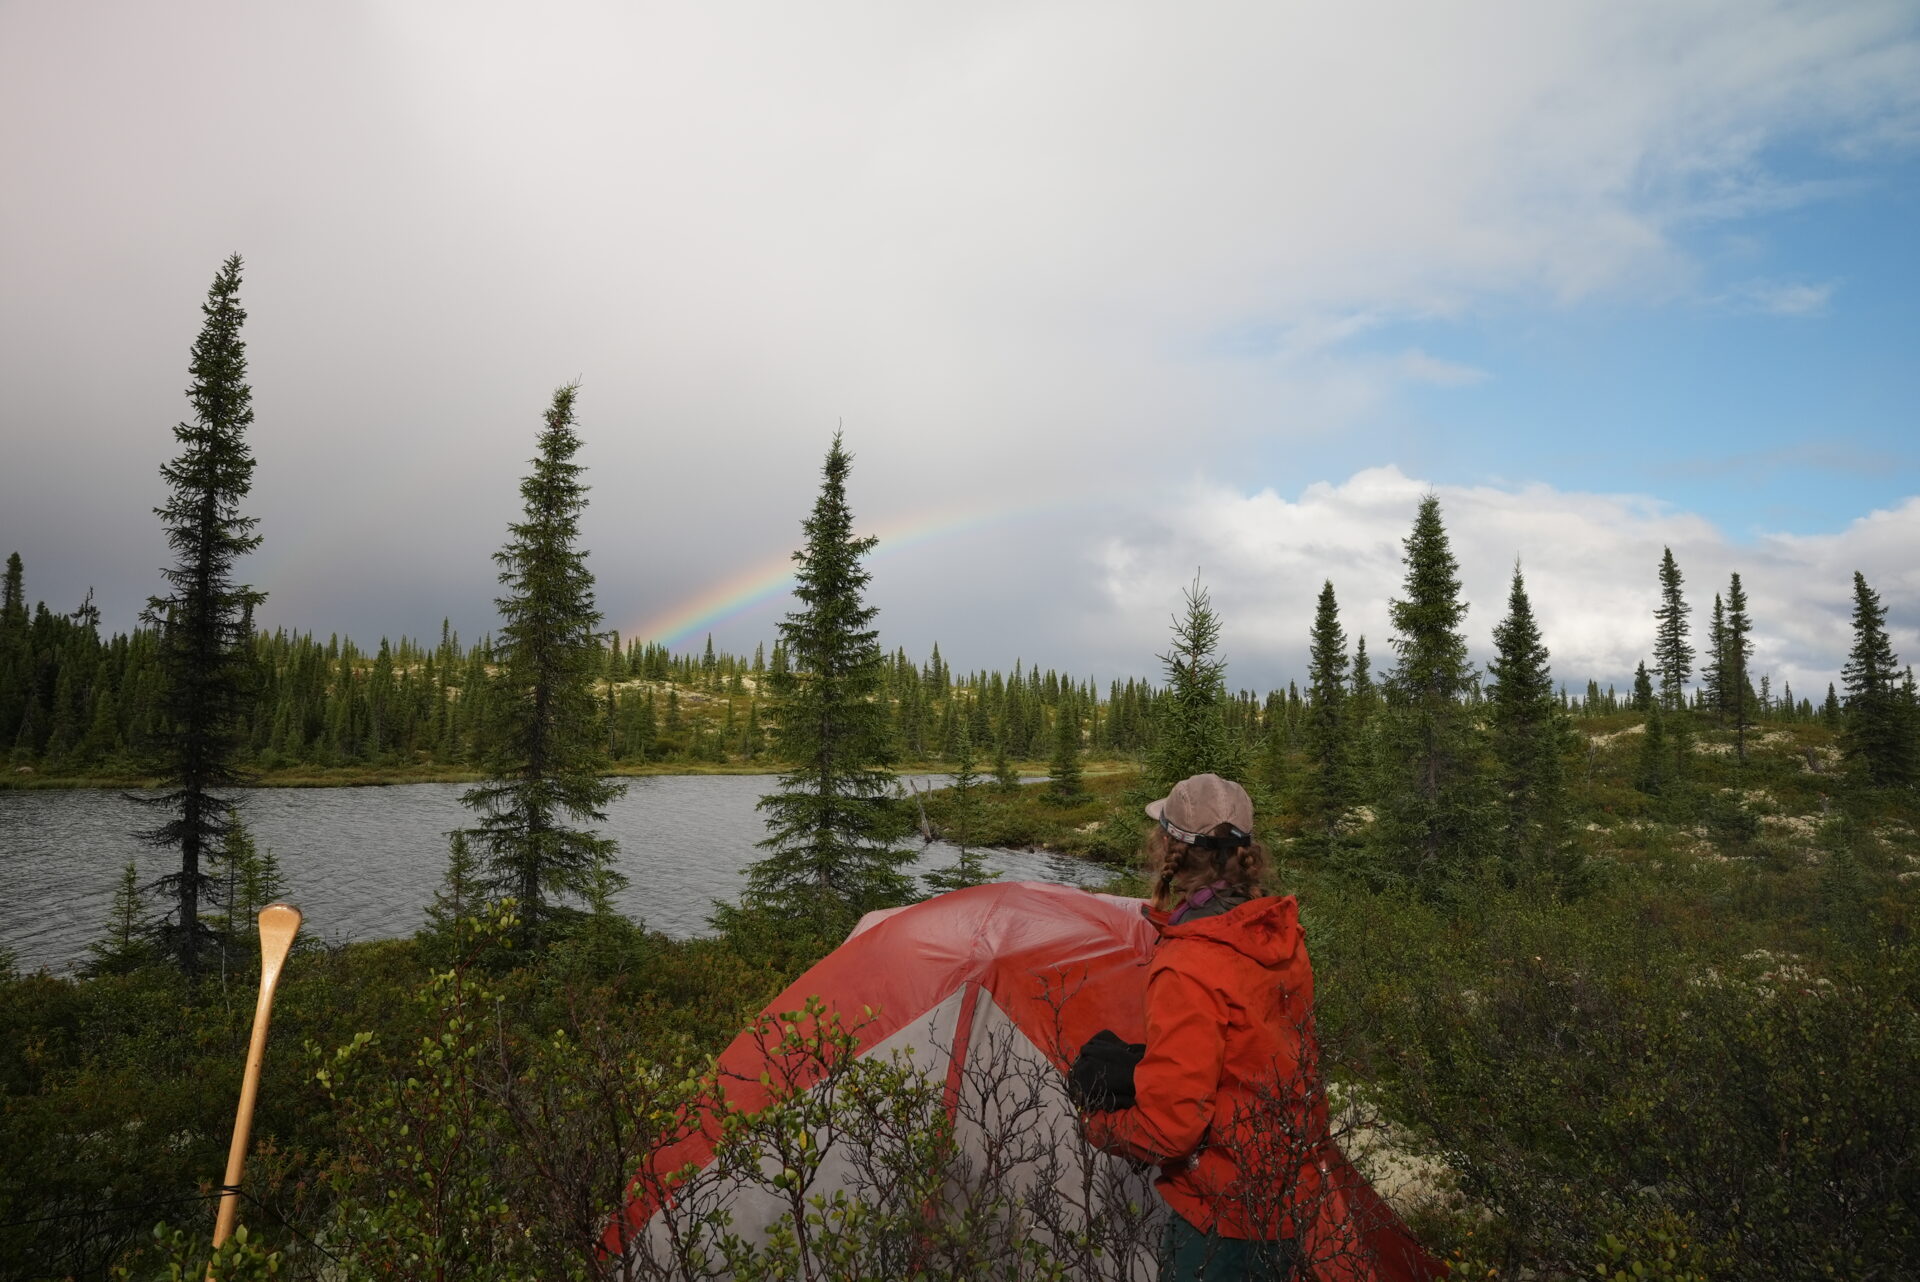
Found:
[1159,816,1252,851]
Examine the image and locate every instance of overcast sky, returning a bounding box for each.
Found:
[4,1,1918,699]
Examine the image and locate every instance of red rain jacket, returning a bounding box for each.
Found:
[1083,893,1327,1240]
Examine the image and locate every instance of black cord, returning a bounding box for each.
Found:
[231,1186,345,1267]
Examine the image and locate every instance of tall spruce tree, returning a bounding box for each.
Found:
[0,553,24,747]
[1702,593,1729,724]
[1372,496,1487,890]
[134,255,265,975]
[1486,564,1567,879]
[1148,574,1242,789]
[1725,572,1755,763]
[1299,580,1352,848]
[731,433,914,934]
[1350,635,1378,723]
[1653,547,1692,712]
[1840,571,1916,788]
[456,383,625,948]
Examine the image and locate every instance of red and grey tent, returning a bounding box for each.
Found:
[604,880,1439,1280]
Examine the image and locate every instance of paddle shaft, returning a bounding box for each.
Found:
[211,904,301,1260]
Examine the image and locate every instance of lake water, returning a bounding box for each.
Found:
[0,775,1113,975]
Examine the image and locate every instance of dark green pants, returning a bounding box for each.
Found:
[1157,1212,1299,1281]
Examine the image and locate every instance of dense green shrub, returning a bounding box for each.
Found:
[1305,876,1920,1277]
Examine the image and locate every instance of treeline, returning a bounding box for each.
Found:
[2,548,1912,782]
[0,571,1174,774]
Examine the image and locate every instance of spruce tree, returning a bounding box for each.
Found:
[1668,706,1695,789]
[0,553,26,747]
[1350,635,1378,723]
[133,254,265,975]
[731,433,914,935]
[1635,704,1669,796]
[425,832,484,939]
[1046,689,1085,803]
[456,383,625,948]
[1486,564,1567,879]
[1299,580,1352,848]
[85,860,157,977]
[1,553,22,634]
[212,811,261,949]
[925,718,995,892]
[1372,496,1487,890]
[991,732,1020,793]
[1725,573,1754,763]
[1653,547,1692,711]
[1631,660,1654,713]
[1840,571,1916,788]
[1148,574,1243,789]
[1702,593,1728,724]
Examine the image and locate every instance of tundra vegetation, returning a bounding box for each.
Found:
[1,264,1917,1279]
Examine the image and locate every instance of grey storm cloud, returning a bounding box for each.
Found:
[4,2,1919,690]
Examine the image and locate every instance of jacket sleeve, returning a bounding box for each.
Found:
[1082,958,1228,1164]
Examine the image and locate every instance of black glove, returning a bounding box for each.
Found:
[1068,1028,1145,1111]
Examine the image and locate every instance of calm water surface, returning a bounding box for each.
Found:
[0,775,1109,975]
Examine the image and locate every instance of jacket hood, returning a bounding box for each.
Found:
[1148,893,1302,969]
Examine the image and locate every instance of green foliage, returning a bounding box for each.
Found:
[732,433,914,938]
[1298,580,1353,850]
[1371,496,1489,893]
[135,254,267,975]
[1148,573,1243,790]
[1841,570,1917,788]
[210,813,285,952]
[1045,690,1086,804]
[1653,547,1692,713]
[1701,788,1760,849]
[86,860,159,977]
[992,734,1021,793]
[1631,661,1654,713]
[1724,573,1755,762]
[113,1222,285,1280]
[1633,708,1669,798]
[6,710,1918,1279]
[420,831,495,969]
[1486,565,1576,889]
[314,907,535,1278]
[1309,878,1920,1279]
[925,718,998,892]
[458,383,626,949]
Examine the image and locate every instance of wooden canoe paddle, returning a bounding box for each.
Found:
[210,902,302,1265]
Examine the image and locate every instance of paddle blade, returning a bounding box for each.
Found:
[258,902,301,971]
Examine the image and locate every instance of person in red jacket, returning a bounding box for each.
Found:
[1080,773,1324,1281]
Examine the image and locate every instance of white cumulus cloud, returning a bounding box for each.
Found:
[1092,469,1920,699]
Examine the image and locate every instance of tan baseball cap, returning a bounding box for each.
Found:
[1144,773,1254,846]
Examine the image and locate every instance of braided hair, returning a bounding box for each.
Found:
[1147,821,1270,912]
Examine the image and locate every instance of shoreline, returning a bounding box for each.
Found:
[0,760,1125,792]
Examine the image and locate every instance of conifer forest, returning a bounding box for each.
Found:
[1,258,1917,1282]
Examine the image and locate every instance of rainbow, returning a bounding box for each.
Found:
[626,500,1028,649]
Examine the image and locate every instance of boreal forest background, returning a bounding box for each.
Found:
[0,544,1903,783]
